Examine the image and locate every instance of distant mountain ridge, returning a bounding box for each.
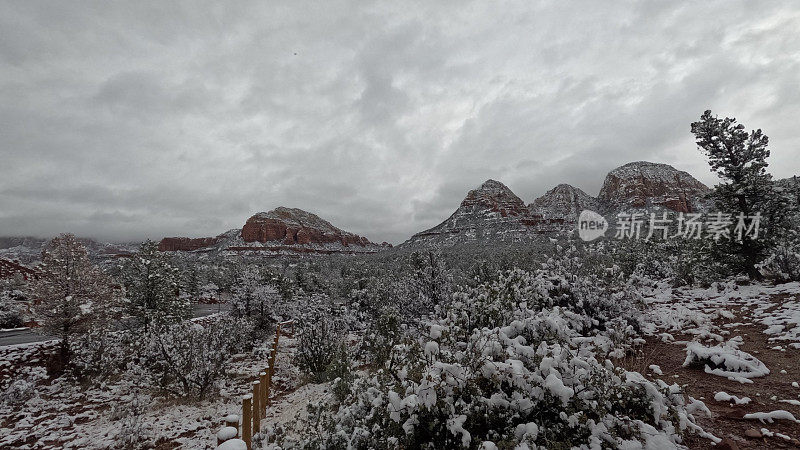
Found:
[1,161,744,252]
[404,161,713,246]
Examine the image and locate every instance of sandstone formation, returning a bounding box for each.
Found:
[529,184,598,223]
[157,207,382,253]
[406,179,557,245]
[241,207,373,247]
[597,161,710,213]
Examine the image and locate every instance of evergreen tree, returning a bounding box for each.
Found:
[120,240,188,329]
[691,110,787,278]
[30,234,115,366]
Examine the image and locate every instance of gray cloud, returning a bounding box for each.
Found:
[1,1,799,244]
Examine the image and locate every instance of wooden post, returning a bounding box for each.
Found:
[269,349,276,377]
[264,368,272,406]
[242,395,252,450]
[252,381,261,437]
[260,371,268,414]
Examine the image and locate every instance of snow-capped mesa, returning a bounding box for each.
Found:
[529,183,598,224]
[597,161,711,213]
[159,207,388,255]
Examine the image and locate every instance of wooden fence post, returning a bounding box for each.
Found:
[264,368,272,406]
[260,371,268,415]
[269,349,276,377]
[242,395,252,450]
[252,381,261,438]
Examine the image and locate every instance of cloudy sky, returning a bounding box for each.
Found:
[2,1,800,244]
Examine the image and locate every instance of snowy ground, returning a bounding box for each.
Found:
[628,281,800,448]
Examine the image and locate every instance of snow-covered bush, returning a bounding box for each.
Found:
[0,283,25,329]
[133,316,251,399]
[277,261,702,449]
[112,388,154,449]
[360,307,402,367]
[757,243,800,282]
[683,337,769,383]
[449,267,643,346]
[230,268,281,332]
[284,310,691,448]
[295,315,342,380]
[1,367,47,406]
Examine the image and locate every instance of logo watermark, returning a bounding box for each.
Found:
[577,210,762,242]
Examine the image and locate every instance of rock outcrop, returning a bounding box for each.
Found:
[241,207,373,247]
[158,207,382,254]
[406,180,555,245]
[529,184,598,224]
[597,161,710,213]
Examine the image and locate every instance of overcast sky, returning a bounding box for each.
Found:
[2,1,800,244]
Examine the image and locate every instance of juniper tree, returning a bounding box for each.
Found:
[30,234,115,366]
[691,110,787,278]
[120,240,189,329]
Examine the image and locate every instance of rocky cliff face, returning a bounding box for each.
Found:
[529,184,598,223]
[597,161,710,213]
[406,180,557,245]
[241,207,373,247]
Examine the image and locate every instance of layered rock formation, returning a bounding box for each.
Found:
[404,161,714,246]
[241,207,372,247]
[529,184,598,223]
[406,180,554,245]
[158,207,382,254]
[597,161,710,213]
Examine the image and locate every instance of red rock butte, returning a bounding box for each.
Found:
[241,207,372,247]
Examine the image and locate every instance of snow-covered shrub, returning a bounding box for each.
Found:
[133,316,251,399]
[409,250,453,314]
[276,260,704,449]
[284,309,691,448]
[360,307,403,367]
[683,337,769,383]
[230,268,281,332]
[326,343,354,403]
[112,388,154,449]
[70,327,138,379]
[448,267,643,346]
[295,315,342,380]
[757,244,800,282]
[0,284,25,329]
[1,367,47,406]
